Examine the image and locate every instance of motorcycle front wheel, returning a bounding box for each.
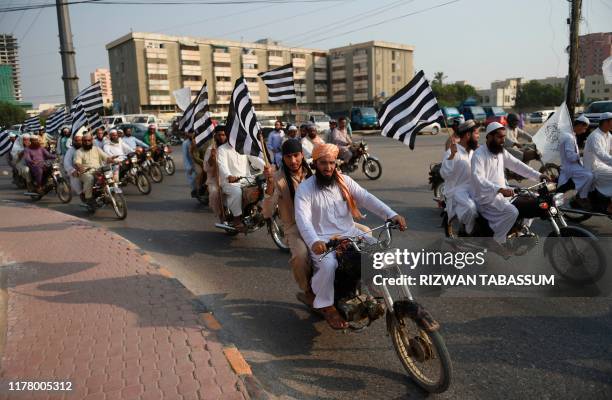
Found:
[546,227,606,285]
[362,158,382,180]
[269,211,289,252]
[164,158,176,175]
[433,182,445,200]
[110,192,128,220]
[56,178,72,203]
[136,173,152,195]
[149,164,164,183]
[386,309,452,393]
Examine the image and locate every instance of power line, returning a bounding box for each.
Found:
[296,0,462,47]
[20,5,45,42]
[10,0,31,34]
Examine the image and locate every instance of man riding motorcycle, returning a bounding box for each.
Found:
[294,143,406,329]
[505,113,539,163]
[23,135,56,193]
[74,132,117,205]
[216,130,265,231]
[103,128,133,181]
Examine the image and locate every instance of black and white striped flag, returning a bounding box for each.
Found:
[258,63,296,104]
[74,81,103,114]
[179,82,208,133]
[191,82,214,147]
[45,107,68,134]
[88,113,104,131]
[23,116,41,132]
[226,77,264,157]
[378,70,443,149]
[71,101,88,136]
[0,130,13,156]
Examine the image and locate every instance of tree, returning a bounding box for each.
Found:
[433,72,447,86]
[515,81,564,110]
[431,82,479,107]
[0,101,27,128]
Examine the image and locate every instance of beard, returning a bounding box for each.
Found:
[30,142,40,149]
[487,140,503,154]
[73,143,82,149]
[315,169,335,187]
[111,138,119,144]
[82,143,93,150]
[467,137,479,151]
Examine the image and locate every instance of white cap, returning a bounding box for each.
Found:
[288,125,298,131]
[148,123,157,129]
[22,133,31,139]
[485,121,505,135]
[74,131,84,138]
[109,128,118,134]
[599,112,612,121]
[575,115,590,125]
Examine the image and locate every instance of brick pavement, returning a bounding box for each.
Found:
[0,202,251,400]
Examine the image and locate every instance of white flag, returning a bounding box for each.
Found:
[532,102,572,165]
[173,87,192,111]
[603,56,612,85]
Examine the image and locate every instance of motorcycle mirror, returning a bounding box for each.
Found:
[377,228,392,249]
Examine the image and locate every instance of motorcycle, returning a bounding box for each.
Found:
[428,162,444,203]
[441,181,606,285]
[80,164,128,220]
[137,148,164,183]
[23,160,72,203]
[214,175,289,251]
[119,152,152,195]
[311,221,452,393]
[555,180,611,223]
[158,144,176,175]
[505,143,560,182]
[338,140,382,180]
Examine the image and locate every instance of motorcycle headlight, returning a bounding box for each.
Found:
[104,170,113,179]
[363,145,368,151]
[553,193,565,207]
[131,156,138,163]
[146,151,151,157]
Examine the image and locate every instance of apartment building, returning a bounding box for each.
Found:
[106,33,329,114]
[90,68,113,108]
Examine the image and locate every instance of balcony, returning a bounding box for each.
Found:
[213,67,231,77]
[292,58,306,68]
[332,94,346,102]
[353,53,368,63]
[332,70,346,80]
[183,80,202,89]
[149,95,171,105]
[353,80,368,90]
[314,72,327,81]
[242,69,259,78]
[294,71,306,80]
[180,50,200,61]
[213,52,231,63]
[331,58,345,67]
[145,48,167,59]
[353,68,368,77]
[215,82,232,92]
[314,96,328,103]
[268,56,284,66]
[181,65,201,76]
[314,57,327,68]
[354,93,369,101]
[147,64,168,74]
[242,54,258,64]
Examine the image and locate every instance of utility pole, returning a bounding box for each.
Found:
[566,0,581,119]
[56,0,79,105]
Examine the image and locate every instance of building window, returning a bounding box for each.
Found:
[182,75,200,81]
[391,51,396,60]
[149,74,168,80]
[291,53,306,59]
[150,90,169,96]
[243,63,257,69]
[213,47,229,53]
[181,60,200,66]
[214,62,231,68]
[215,76,231,82]
[180,44,199,51]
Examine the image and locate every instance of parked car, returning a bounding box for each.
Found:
[418,121,441,135]
[458,105,487,124]
[308,112,332,132]
[259,116,279,138]
[125,114,169,133]
[441,107,464,126]
[528,110,555,124]
[483,106,507,126]
[583,100,612,129]
[350,107,378,130]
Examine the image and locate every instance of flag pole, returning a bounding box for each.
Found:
[259,130,271,167]
[212,139,225,223]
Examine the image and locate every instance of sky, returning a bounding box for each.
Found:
[1,0,611,106]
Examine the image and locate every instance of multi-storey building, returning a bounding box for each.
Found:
[578,32,612,77]
[90,68,113,108]
[0,34,21,101]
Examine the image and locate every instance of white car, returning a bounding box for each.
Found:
[419,121,441,135]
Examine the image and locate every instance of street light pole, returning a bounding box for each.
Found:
[566,0,582,119]
[56,0,79,105]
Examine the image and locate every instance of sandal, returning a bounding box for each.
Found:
[318,306,348,330]
[296,291,315,308]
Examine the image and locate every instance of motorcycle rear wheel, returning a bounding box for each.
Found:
[386,309,452,393]
[110,192,128,220]
[164,158,176,175]
[136,173,152,195]
[149,165,164,183]
[56,178,72,203]
[362,159,382,180]
[433,182,445,200]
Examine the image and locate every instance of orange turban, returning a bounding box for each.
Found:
[311,144,363,219]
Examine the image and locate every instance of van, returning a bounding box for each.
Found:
[102,115,126,129]
[293,111,332,132]
[458,105,487,124]
[350,107,378,130]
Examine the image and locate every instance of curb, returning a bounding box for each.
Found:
[0,199,272,400]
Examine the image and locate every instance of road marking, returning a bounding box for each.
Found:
[223,346,252,375]
[157,267,173,278]
[200,313,222,331]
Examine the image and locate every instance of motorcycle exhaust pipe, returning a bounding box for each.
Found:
[214,223,237,232]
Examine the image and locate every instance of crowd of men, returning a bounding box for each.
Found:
[8,124,167,205]
[440,112,612,249]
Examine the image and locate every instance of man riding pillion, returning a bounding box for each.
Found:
[294,143,406,330]
[331,116,353,163]
[103,128,133,180]
[216,130,265,231]
[504,113,539,163]
[440,120,480,234]
[64,131,83,196]
[23,135,56,193]
[74,132,117,205]
[583,112,612,214]
[203,125,227,218]
[263,139,315,305]
[558,115,594,210]
[471,122,550,244]
[122,127,149,151]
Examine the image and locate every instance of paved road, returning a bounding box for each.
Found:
[1,133,611,399]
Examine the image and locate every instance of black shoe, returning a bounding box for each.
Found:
[190,190,197,198]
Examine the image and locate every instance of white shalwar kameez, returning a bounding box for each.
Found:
[216,143,265,216]
[558,132,593,198]
[294,175,397,309]
[63,146,82,195]
[583,128,612,197]
[471,145,541,243]
[440,145,477,233]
